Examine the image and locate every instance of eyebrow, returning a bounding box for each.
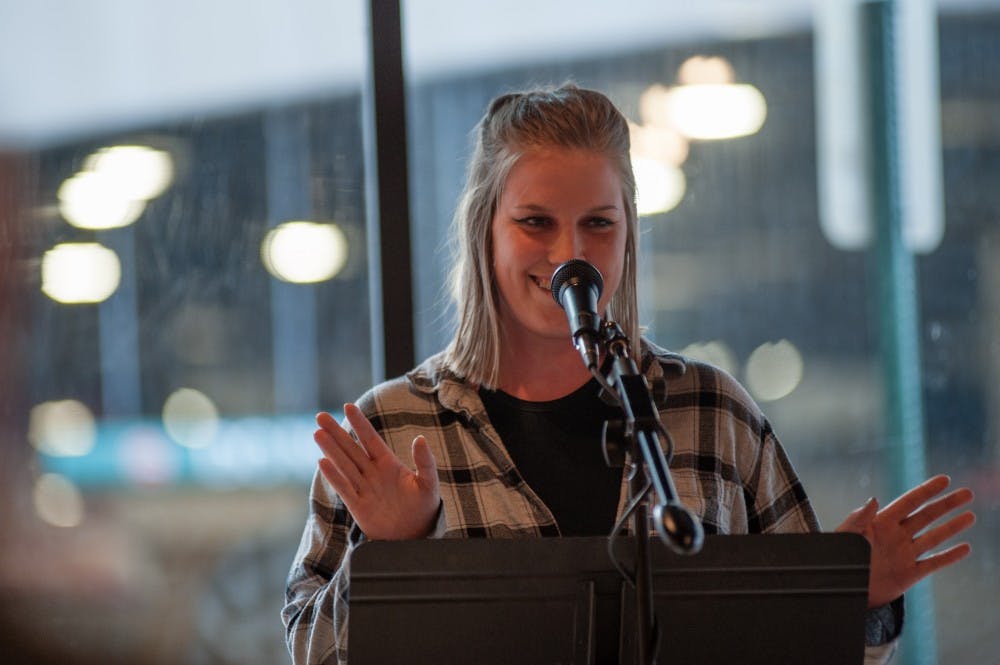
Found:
[512,203,622,213]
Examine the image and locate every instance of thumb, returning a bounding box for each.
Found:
[836,496,879,534]
[411,435,438,486]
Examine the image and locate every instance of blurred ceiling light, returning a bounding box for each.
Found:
[653,55,767,141]
[41,242,121,304]
[28,399,97,457]
[677,55,736,86]
[632,155,686,216]
[162,388,220,449]
[665,84,767,140]
[745,339,804,402]
[58,171,147,229]
[83,145,174,201]
[33,473,85,528]
[58,144,173,229]
[629,119,689,166]
[678,340,738,378]
[261,221,348,283]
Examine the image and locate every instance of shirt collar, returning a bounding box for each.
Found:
[407,340,689,412]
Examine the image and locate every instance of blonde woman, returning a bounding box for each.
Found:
[283,85,975,665]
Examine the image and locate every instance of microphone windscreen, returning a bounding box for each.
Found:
[550,259,604,308]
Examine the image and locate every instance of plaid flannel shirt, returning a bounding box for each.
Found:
[283,342,897,664]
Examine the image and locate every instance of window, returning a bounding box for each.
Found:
[1,1,996,663]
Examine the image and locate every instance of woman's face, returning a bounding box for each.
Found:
[490,146,628,347]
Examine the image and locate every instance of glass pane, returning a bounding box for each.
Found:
[403,1,998,662]
[927,5,1000,661]
[0,1,369,662]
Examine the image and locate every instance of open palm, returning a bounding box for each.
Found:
[837,475,975,608]
[314,403,440,540]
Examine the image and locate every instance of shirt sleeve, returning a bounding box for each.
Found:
[282,449,447,664]
[282,468,357,665]
[746,419,821,534]
[861,596,904,664]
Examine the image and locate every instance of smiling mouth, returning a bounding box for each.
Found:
[530,275,552,292]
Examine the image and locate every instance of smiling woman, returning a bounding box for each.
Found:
[283,84,975,665]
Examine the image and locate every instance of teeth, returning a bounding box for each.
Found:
[531,276,550,289]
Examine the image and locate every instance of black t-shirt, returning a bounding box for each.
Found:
[479,379,622,536]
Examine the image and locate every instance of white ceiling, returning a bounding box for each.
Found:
[0,0,994,147]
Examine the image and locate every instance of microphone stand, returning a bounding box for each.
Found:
[594,320,704,665]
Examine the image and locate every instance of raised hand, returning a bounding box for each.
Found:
[314,403,440,540]
[837,475,976,608]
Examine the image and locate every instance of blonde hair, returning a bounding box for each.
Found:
[442,84,639,388]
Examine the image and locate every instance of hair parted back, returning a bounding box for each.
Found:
[442,83,640,389]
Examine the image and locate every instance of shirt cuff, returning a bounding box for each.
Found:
[426,500,447,538]
[865,595,905,646]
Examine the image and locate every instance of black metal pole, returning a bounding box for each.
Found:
[631,478,656,665]
[363,0,415,381]
[600,320,703,665]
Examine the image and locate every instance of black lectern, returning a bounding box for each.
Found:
[348,534,869,665]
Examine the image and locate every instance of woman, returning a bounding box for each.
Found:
[282,85,975,664]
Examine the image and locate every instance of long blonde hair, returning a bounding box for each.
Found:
[442,84,639,388]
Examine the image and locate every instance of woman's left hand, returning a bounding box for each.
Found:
[836,474,976,609]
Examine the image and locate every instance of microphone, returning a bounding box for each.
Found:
[550,259,603,369]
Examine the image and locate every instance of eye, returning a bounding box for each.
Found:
[585,216,616,228]
[513,216,552,228]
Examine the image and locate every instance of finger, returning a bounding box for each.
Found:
[314,428,368,484]
[313,427,340,462]
[913,542,973,581]
[902,488,975,534]
[881,475,951,522]
[913,510,977,553]
[411,436,438,484]
[836,497,879,534]
[317,410,376,471]
[316,411,367,454]
[343,403,394,460]
[316,411,340,432]
[318,457,360,501]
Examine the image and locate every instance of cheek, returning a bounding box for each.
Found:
[490,218,515,265]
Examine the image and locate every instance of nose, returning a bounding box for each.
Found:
[548,225,585,265]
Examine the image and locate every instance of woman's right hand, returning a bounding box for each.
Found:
[314,403,440,540]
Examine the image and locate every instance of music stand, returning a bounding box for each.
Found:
[348,533,869,665]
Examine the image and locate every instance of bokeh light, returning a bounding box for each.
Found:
[58,171,147,230]
[678,340,738,378]
[261,221,349,284]
[665,84,768,140]
[677,55,736,85]
[83,145,174,201]
[28,399,97,457]
[745,339,804,402]
[162,388,220,449]
[33,473,85,528]
[119,426,184,486]
[58,144,173,229]
[632,156,686,216]
[630,117,689,166]
[640,55,769,141]
[41,242,122,304]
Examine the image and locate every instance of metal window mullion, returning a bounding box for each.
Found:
[865,2,936,663]
[363,0,415,382]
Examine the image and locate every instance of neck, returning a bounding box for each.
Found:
[495,332,594,401]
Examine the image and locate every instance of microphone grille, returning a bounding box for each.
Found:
[550,259,604,306]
